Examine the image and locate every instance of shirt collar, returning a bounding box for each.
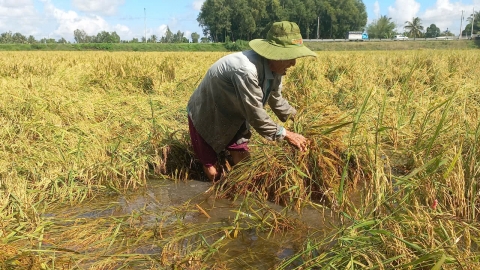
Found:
[263,57,275,81]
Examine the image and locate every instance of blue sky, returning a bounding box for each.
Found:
[0,0,478,41]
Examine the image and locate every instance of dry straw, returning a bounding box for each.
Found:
[1,50,480,269]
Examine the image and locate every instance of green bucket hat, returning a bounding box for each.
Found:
[249,21,317,60]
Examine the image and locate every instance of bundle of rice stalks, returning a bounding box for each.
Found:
[216,106,368,211]
[150,128,204,182]
[0,244,41,270]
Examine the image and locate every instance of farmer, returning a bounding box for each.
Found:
[187,21,317,181]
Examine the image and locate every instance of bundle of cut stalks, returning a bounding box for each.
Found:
[216,105,368,210]
[151,128,204,182]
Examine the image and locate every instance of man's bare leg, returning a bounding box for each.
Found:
[230,150,250,165]
[204,151,249,181]
[203,164,218,182]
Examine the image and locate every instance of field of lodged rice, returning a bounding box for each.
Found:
[1,50,480,269]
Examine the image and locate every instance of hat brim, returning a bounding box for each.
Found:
[249,39,317,60]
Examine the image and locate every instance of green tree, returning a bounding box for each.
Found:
[282,0,317,39]
[462,11,479,38]
[110,32,120,43]
[74,29,87,43]
[265,0,285,24]
[95,31,110,43]
[160,26,174,43]
[196,0,367,41]
[39,38,55,44]
[173,30,188,43]
[314,0,367,39]
[149,34,158,43]
[247,0,269,38]
[404,17,424,40]
[94,31,119,43]
[230,0,256,40]
[27,35,36,44]
[367,15,396,39]
[12,32,27,43]
[0,31,13,43]
[197,0,231,42]
[425,24,440,38]
[191,32,200,43]
[57,37,67,43]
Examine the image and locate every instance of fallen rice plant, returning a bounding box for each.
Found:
[1,50,480,268]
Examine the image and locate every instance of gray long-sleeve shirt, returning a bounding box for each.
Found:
[187,50,296,153]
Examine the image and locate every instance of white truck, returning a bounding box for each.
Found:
[346,31,368,41]
[393,35,409,40]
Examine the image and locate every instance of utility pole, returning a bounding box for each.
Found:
[144,8,147,43]
[472,8,475,39]
[459,10,464,39]
[316,16,320,39]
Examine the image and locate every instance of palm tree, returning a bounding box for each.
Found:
[367,15,396,39]
[404,17,424,40]
[149,34,158,43]
[466,11,479,37]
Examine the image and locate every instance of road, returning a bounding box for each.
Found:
[304,37,465,42]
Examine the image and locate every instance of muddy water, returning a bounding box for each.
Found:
[46,178,335,268]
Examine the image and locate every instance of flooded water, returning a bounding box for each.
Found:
[43,178,335,269]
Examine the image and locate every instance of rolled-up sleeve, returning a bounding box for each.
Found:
[268,81,296,122]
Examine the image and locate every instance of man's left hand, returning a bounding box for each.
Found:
[285,130,308,151]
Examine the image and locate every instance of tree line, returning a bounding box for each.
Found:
[198,0,479,41]
[74,28,205,44]
[73,29,120,43]
[197,0,368,42]
[0,28,204,44]
[366,11,479,39]
[461,10,480,38]
[0,31,67,44]
[0,3,478,44]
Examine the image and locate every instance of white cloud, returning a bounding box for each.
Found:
[0,7,32,18]
[373,1,380,19]
[387,0,476,35]
[421,0,479,35]
[39,0,130,41]
[114,24,129,33]
[72,0,125,16]
[388,0,421,29]
[0,0,32,8]
[421,0,465,33]
[0,0,40,34]
[44,3,108,37]
[159,24,168,37]
[192,0,205,11]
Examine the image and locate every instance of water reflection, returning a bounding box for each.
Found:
[44,179,334,269]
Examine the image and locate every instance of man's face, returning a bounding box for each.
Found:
[268,59,296,75]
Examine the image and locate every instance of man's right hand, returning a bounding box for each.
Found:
[285,130,308,151]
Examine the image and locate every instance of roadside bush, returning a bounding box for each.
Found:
[224,39,250,51]
[31,44,46,50]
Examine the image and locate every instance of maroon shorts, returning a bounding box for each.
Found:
[188,116,249,167]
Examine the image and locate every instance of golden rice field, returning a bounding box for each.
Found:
[1,49,480,269]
